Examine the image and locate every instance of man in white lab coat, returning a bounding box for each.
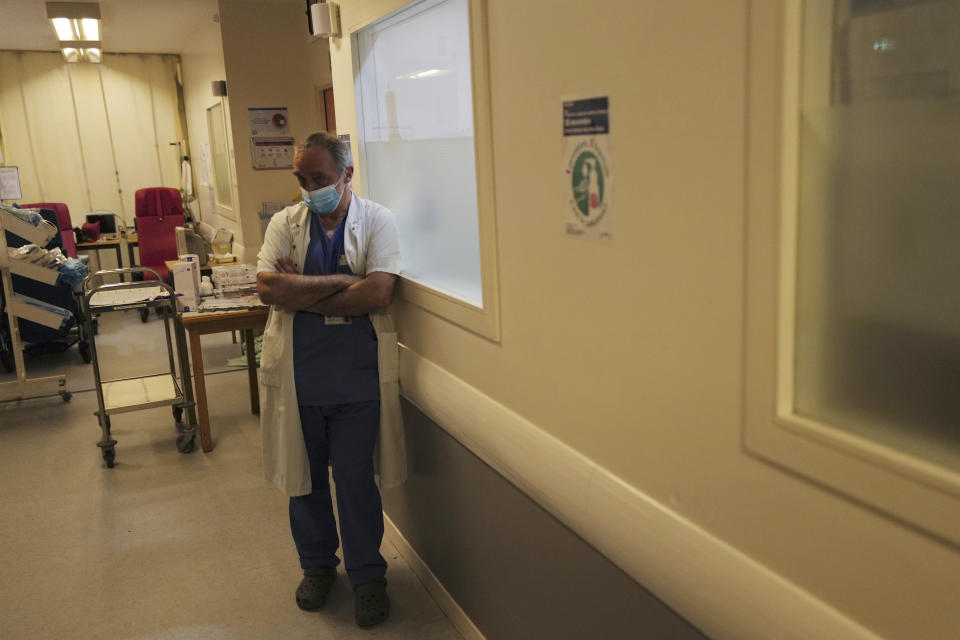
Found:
[257,132,405,628]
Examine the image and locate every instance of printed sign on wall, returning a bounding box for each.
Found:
[562,96,612,240]
[0,166,22,200]
[248,107,290,137]
[250,138,295,170]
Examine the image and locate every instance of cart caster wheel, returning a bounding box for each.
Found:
[172,406,184,423]
[78,341,91,364]
[103,449,116,468]
[139,308,149,323]
[60,390,72,402]
[176,434,196,454]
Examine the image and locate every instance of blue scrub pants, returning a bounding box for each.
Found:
[289,401,386,586]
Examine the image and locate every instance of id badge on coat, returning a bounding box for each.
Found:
[324,248,353,324]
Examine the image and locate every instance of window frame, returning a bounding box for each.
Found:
[743,0,960,546]
[330,0,501,341]
[206,99,235,213]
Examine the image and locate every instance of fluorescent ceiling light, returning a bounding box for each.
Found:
[395,69,451,80]
[47,3,101,56]
[80,18,99,41]
[52,18,97,42]
[52,17,75,40]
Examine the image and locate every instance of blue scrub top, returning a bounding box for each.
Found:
[293,213,379,406]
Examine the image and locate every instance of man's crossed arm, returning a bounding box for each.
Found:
[257,256,396,316]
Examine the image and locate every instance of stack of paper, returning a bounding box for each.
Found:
[198,295,266,312]
[90,286,166,307]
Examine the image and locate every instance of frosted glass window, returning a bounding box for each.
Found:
[355,0,482,307]
[206,102,232,208]
[793,1,960,470]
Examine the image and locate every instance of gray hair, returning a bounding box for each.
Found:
[300,132,353,176]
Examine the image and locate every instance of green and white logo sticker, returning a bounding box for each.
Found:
[562,95,612,240]
[567,140,610,227]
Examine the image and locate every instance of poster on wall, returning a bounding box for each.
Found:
[562,95,613,241]
[250,138,295,170]
[0,166,22,200]
[199,142,212,186]
[248,107,290,137]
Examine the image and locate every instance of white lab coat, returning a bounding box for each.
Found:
[257,195,406,496]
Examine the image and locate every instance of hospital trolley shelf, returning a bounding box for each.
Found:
[9,294,72,330]
[0,207,70,403]
[0,207,58,247]
[100,374,182,415]
[7,259,61,286]
[83,268,198,467]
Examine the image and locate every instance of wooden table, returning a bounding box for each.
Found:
[77,233,138,271]
[180,307,268,452]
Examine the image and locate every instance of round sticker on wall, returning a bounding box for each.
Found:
[567,139,610,227]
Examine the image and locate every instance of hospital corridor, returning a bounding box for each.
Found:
[1,1,958,639]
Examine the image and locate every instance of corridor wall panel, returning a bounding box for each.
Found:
[99,54,182,219]
[384,399,709,640]
[0,52,88,215]
[179,14,245,249]
[219,0,329,261]
[0,51,184,226]
[68,63,123,216]
[0,53,42,202]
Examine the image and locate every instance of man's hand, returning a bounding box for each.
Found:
[274,256,298,274]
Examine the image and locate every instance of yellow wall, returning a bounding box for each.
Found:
[0,51,182,226]
[330,1,960,637]
[218,0,333,261]
[180,7,243,245]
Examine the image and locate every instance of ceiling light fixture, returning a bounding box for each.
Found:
[46,2,102,63]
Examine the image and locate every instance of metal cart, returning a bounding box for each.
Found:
[81,267,198,467]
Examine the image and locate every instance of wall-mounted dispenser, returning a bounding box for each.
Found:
[309,1,340,38]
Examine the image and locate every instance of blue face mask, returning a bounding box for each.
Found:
[301,183,342,214]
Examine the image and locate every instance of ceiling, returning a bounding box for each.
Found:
[0,0,225,55]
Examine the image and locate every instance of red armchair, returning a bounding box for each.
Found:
[134,188,184,281]
[19,202,77,258]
